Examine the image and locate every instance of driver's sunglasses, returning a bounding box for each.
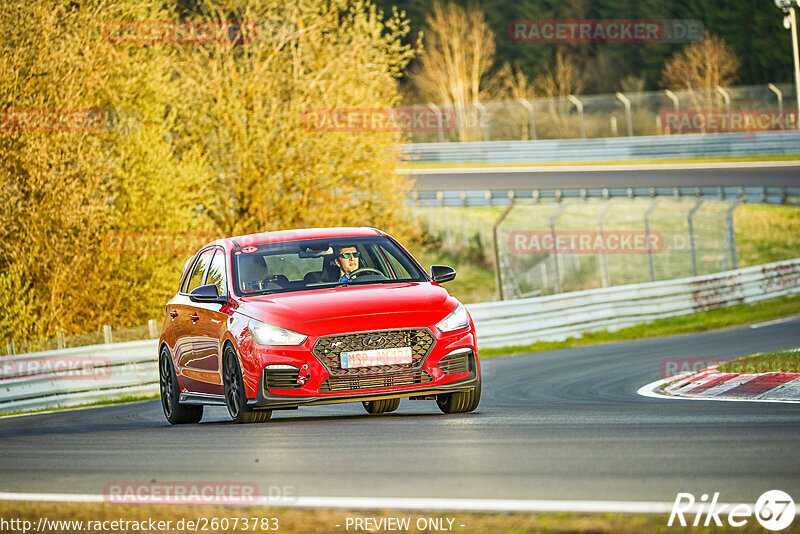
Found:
[339,252,360,259]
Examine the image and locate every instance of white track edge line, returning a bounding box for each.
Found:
[0,492,686,514]
[396,160,800,174]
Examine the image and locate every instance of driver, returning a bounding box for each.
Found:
[334,245,360,283]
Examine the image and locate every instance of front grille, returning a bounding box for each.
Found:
[312,328,435,377]
[319,370,433,392]
[438,350,472,375]
[263,368,302,390]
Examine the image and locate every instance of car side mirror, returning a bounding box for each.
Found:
[189,283,228,305]
[430,265,456,284]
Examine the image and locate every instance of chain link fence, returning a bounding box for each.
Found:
[406,84,798,143]
[415,199,739,300]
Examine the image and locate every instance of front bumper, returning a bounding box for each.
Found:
[246,331,480,410]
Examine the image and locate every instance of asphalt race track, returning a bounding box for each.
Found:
[1,318,799,504]
[408,162,800,191]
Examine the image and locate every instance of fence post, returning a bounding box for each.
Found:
[148,319,158,339]
[493,198,515,301]
[716,86,731,113]
[57,332,66,350]
[103,325,113,344]
[616,92,634,136]
[768,84,784,129]
[687,199,704,277]
[549,203,567,293]
[596,202,615,287]
[722,199,742,271]
[518,98,537,140]
[644,199,661,282]
[428,103,445,143]
[6,340,12,356]
[473,100,489,141]
[567,95,586,139]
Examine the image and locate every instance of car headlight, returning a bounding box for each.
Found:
[248,319,307,346]
[436,303,470,333]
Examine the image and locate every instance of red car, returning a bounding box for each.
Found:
[158,228,481,423]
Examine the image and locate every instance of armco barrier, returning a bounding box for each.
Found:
[1,258,798,414]
[401,131,800,164]
[0,339,158,414]
[468,258,800,348]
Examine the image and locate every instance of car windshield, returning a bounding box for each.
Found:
[232,236,428,296]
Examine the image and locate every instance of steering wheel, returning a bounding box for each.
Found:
[348,267,384,280]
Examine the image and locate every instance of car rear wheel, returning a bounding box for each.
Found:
[436,379,481,414]
[223,346,272,424]
[362,398,400,414]
[159,347,203,424]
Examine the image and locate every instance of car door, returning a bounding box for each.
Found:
[174,247,218,393]
[189,247,230,396]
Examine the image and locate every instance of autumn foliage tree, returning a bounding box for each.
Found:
[0,0,418,344]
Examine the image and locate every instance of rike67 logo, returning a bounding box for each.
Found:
[669,490,796,531]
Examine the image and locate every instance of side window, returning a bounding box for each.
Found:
[183,249,214,294]
[205,249,228,296]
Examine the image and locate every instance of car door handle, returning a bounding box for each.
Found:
[169,311,179,319]
[190,313,200,322]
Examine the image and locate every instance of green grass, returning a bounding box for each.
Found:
[0,393,159,418]
[717,349,800,373]
[400,154,800,169]
[735,204,800,267]
[480,294,800,358]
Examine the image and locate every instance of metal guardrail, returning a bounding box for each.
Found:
[1,258,798,414]
[401,131,800,164]
[468,258,800,348]
[0,340,158,414]
[411,186,800,207]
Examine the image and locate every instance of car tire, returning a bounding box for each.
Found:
[223,345,272,424]
[362,398,400,414]
[436,379,481,414]
[159,347,203,424]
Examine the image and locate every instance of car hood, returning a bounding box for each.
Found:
[235,282,458,336]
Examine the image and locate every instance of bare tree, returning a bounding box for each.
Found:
[534,50,585,99]
[662,35,739,109]
[411,1,495,141]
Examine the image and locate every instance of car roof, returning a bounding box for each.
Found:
[218,227,386,249]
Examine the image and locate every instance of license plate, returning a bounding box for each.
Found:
[340,346,412,369]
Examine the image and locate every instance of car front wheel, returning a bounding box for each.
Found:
[223,345,272,424]
[159,347,203,424]
[436,379,481,414]
[362,398,400,414]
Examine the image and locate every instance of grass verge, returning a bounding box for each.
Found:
[480,294,800,358]
[0,501,780,534]
[717,349,800,373]
[0,393,159,418]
